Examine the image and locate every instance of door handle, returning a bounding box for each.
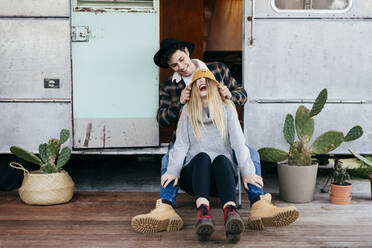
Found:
[71,26,90,42]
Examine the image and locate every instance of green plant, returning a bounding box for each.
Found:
[10,129,71,174]
[349,149,372,167]
[349,149,372,178]
[332,160,350,185]
[258,89,363,166]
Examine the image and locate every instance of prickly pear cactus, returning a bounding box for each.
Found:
[309,88,327,117]
[60,129,70,144]
[56,147,71,169]
[10,129,72,174]
[46,138,61,164]
[258,89,363,166]
[295,106,314,143]
[310,131,344,154]
[39,143,48,163]
[344,125,363,142]
[283,114,295,145]
[10,146,43,166]
[257,147,287,163]
[288,141,312,166]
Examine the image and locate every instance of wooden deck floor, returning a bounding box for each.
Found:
[1,192,372,248]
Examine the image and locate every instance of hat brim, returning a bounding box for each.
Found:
[190,77,219,88]
[153,41,195,68]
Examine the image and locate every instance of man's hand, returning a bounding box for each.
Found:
[180,86,191,104]
[218,83,232,100]
[161,172,179,188]
[242,173,264,190]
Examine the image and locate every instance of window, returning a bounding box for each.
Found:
[274,0,350,10]
[77,0,154,8]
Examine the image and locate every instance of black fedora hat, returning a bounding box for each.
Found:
[153,38,195,68]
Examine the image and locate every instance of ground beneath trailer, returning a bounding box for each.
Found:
[1,192,372,248]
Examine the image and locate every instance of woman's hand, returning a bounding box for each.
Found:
[161,173,179,188]
[242,173,264,190]
[180,86,191,104]
[218,83,232,100]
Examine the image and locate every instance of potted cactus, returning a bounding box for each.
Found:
[258,89,363,203]
[349,150,372,200]
[330,160,352,204]
[9,129,74,205]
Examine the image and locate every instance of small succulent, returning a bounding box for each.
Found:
[258,89,363,166]
[332,160,350,185]
[10,129,71,173]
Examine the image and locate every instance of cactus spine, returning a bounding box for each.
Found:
[10,129,71,173]
[258,89,363,166]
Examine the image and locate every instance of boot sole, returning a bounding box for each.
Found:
[225,215,245,243]
[195,219,215,241]
[247,209,299,230]
[131,216,183,234]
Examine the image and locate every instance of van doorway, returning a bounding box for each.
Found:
[159,0,244,143]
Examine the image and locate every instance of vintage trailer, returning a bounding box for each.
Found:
[0,0,371,156]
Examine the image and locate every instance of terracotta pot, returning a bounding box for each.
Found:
[330,182,352,205]
[369,174,372,200]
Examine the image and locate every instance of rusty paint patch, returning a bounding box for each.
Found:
[74,7,155,13]
[74,7,106,13]
[83,123,92,147]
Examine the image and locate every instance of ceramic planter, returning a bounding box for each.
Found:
[330,182,352,205]
[277,163,318,203]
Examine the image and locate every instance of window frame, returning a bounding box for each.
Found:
[271,0,353,14]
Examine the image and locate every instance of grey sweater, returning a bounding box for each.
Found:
[167,104,255,178]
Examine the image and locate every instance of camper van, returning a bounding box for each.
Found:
[0,0,371,157]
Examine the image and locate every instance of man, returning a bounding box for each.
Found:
[131,38,299,234]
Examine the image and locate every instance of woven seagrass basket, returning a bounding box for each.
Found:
[10,162,75,205]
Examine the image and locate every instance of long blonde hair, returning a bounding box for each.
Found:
[186,78,235,141]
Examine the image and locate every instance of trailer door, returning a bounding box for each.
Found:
[71,0,159,149]
[244,0,372,153]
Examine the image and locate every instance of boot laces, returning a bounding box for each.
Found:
[197,204,212,220]
[224,205,238,220]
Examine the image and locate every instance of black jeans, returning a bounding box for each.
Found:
[179,152,237,206]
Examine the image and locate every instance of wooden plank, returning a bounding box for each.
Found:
[0,192,372,247]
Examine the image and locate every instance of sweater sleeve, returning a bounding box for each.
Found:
[166,106,190,178]
[226,104,255,176]
[156,79,183,127]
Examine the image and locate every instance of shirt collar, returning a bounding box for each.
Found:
[171,59,208,85]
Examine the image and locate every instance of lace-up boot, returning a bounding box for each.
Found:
[195,204,215,241]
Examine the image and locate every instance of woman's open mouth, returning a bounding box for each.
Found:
[199,84,207,92]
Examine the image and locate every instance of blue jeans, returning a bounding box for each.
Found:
[159,146,265,206]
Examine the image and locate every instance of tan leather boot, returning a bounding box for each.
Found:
[247,193,299,230]
[131,199,183,233]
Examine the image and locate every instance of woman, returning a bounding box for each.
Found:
[161,69,263,243]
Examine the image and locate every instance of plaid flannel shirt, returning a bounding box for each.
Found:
[157,62,247,128]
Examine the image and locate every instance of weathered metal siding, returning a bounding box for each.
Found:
[243,0,372,153]
[0,0,72,153]
[0,20,71,99]
[0,0,69,17]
